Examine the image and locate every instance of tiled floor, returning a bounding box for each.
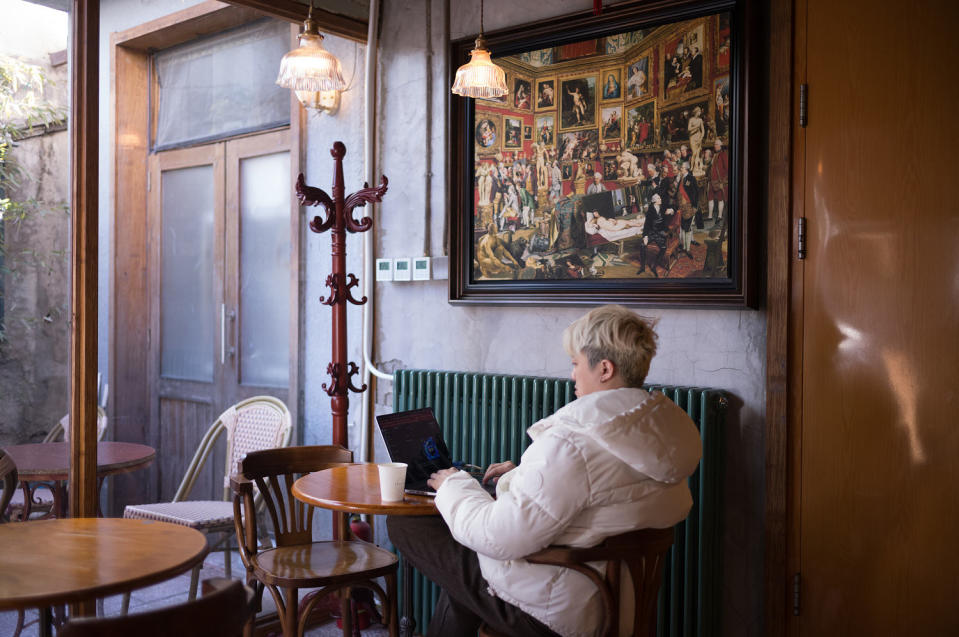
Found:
[0,549,394,636]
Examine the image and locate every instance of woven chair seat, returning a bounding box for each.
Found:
[124,500,235,531]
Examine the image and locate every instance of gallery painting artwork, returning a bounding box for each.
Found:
[449,0,758,306]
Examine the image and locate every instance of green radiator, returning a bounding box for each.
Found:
[392,369,727,637]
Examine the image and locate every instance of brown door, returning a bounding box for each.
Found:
[148,130,294,501]
[794,0,959,633]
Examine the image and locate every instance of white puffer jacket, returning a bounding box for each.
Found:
[434,387,702,637]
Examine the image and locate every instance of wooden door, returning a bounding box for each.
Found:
[148,131,294,501]
[148,144,226,501]
[793,0,959,633]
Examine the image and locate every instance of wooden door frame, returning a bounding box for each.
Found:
[110,1,304,509]
[764,0,798,634]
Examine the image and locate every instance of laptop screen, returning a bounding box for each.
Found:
[376,408,454,490]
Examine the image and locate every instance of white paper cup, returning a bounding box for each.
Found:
[377,462,408,501]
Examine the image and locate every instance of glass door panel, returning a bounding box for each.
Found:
[160,164,215,381]
[238,151,291,387]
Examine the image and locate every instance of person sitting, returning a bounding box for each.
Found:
[387,305,702,637]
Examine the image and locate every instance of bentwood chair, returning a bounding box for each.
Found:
[4,406,109,521]
[232,445,399,637]
[0,449,17,521]
[479,527,675,637]
[122,396,292,608]
[1,450,28,637]
[60,578,254,637]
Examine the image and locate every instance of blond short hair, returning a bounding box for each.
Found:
[562,305,658,387]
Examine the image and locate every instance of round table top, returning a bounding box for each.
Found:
[292,464,438,516]
[0,517,209,610]
[1,441,155,481]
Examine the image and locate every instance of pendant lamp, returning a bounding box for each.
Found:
[277,1,347,109]
[451,0,508,99]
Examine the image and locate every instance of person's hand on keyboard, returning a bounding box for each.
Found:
[482,461,517,485]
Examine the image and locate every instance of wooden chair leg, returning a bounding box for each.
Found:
[223,545,232,579]
[13,609,25,637]
[120,592,131,615]
[339,588,352,637]
[283,587,298,637]
[386,572,399,637]
[188,563,201,601]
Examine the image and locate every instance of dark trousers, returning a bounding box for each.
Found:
[386,515,560,637]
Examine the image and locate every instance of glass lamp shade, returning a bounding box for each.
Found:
[276,32,346,93]
[451,39,508,99]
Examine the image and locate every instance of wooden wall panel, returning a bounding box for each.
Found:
[793,0,959,633]
[110,43,151,511]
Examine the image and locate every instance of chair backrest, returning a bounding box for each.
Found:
[174,396,293,502]
[525,526,675,637]
[59,577,253,637]
[0,450,17,522]
[233,445,353,550]
[45,406,109,443]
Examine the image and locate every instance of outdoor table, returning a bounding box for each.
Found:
[2,441,155,518]
[292,463,437,637]
[0,517,208,637]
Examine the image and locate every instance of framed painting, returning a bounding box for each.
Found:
[625,100,656,150]
[504,116,523,148]
[513,75,533,111]
[534,114,555,145]
[535,76,556,111]
[474,112,501,155]
[601,105,622,141]
[599,68,622,101]
[625,52,652,101]
[449,0,759,307]
[558,75,597,131]
[662,20,708,103]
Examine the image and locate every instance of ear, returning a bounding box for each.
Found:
[600,359,616,382]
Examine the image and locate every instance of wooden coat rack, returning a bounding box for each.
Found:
[295,141,388,447]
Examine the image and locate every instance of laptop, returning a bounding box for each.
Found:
[376,408,496,497]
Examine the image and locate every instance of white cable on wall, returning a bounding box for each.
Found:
[359,0,391,464]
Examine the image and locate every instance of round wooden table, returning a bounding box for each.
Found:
[2,441,155,518]
[293,464,437,637]
[0,518,208,636]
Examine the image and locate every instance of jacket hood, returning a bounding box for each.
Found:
[527,387,702,484]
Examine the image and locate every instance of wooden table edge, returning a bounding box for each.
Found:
[0,519,209,611]
[291,465,438,516]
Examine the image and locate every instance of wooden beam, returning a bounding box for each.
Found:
[113,1,264,50]
[68,0,99,520]
[764,0,795,634]
[223,0,368,43]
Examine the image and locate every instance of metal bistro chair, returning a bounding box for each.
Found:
[60,578,255,637]
[123,396,292,608]
[4,406,109,521]
[232,445,399,637]
[479,526,676,637]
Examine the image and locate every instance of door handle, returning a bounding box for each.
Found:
[220,304,236,364]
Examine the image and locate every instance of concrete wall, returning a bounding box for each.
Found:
[0,0,70,444]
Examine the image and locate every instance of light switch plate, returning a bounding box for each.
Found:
[412,256,431,280]
[393,257,412,281]
[375,258,393,281]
